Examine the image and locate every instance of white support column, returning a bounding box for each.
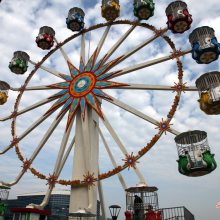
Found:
[69,107,99,216]
[98,127,127,190]
[57,136,75,175]
[28,117,74,210]
[97,178,106,220]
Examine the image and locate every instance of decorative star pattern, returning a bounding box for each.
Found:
[45,50,127,129]
[123,152,139,170]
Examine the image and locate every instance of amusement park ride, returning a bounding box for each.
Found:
[0,0,219,219]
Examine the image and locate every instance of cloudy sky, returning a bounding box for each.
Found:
[0,0,220,219]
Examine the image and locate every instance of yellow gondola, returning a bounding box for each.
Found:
[101,0,120,21]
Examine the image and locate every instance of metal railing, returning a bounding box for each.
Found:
[161,206,195,220]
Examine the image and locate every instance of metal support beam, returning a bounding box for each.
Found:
[54,38,72,63]
[28,117,74,209]
[100,24,137,65]
[93,25,111,64]
[0,109,67,186]
[109,48,192,79]
[105,95,181,135]
[0,108,58,155]
[109,84,198,91]
[29,60,64,79]
[97,171,106,220]
[0,96,58,122]
[99,127,127,190]
[101,114,147,184]
[11,85,60,91]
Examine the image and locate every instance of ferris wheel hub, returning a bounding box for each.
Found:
[69,72,96,98]
[77,79,87,88]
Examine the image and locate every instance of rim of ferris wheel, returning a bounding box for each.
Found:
[36,26,56,50]
[2,20,185,187]
[133,0,155,21]
[66,7,85,32]
[0,1,218,215]
[175,130,217,177]
[0,81,10,105]
[101,0,120,21]
[0,185,10,190]
[125,186,158,193]
[9,51,30,74]
[195,71,220,115]
[189,26,220,64]
[165,0,192,34]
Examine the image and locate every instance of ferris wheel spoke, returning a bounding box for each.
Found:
[53,116,75,175]
[101,28,168,73]
[108,83,198,91]
[2,103,62,154]
[54,37,72,64]
[32,116,75,209]
[0,90,65,122]
[57,136,75,176]
[85,26,111,72]
[97,171,106,220]
[98,126,127,190]
[99,24,137,65]
[101,113,147,183]
[11,85,63,91]
[94,25,111,64]
[105,95,180,135]
[0,108,68,186]
[0,107,58,155]
[79,33,86,71]
[108,48,192,79]
[27,185,54,210]
[29,60,65,79]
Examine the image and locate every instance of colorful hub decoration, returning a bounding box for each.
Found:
[175,130,217,177]
[66,7,85,32]
[36,26,55,50]
[9,51,29,74]
[46,50,127,128]
[189,26,220,64]
[133,0,155,20]
[0,81,10,105]
[165,1,192,34]
[101,0,120,21]
[196,71,220,115]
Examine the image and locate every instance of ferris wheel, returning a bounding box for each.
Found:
[0,0,219,218]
